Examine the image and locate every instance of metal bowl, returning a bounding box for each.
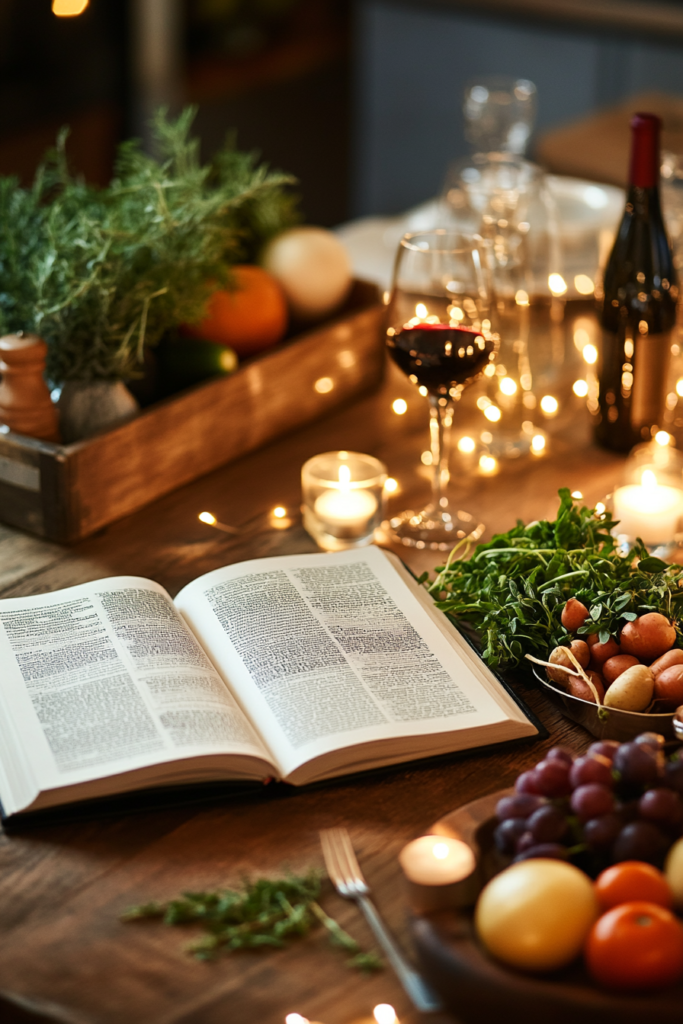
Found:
[534,669,676,742]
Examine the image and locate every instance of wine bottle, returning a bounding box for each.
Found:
[594,112,678,452]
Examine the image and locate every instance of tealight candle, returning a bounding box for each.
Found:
[613,469,683,548]
[302,451,386,551]
[313,468,378,532]
[399,834,479,914]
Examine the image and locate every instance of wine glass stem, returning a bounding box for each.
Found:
[429,395,453,510]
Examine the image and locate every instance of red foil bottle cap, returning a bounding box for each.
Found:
[629,112,661,188]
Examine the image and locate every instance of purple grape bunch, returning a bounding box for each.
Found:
[494,732,683,869]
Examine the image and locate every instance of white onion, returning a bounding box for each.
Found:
[262,226,352,320]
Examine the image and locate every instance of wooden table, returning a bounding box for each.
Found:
[0,317,627,1024]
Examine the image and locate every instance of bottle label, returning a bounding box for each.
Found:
[596,326,673,449]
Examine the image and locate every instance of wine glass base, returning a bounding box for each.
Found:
[383,505,485,551]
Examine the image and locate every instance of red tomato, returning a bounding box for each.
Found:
[594,861,673,911]
[585,901,683,989]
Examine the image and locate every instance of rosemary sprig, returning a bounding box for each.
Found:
[427,488,683,675]
[0,107,298,383]
[121,871,382,972]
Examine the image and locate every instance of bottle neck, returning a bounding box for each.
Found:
[629,113,660,189]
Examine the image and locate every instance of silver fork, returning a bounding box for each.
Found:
[320,827,443,1013]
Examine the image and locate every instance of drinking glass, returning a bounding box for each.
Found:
[442,153,566,458]
[463,76,537,156]
[385,230,497,549]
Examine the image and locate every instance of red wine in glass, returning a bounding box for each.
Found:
[384,230,496,550]
[387,323,495,394]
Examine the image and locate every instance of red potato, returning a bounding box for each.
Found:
[650,649,683,679]
[620,613,676,662]
[567,669,605,704]
[654,665,683,709]
[561,598,590,632]
[602,654,640,686]
[587,633,621,667]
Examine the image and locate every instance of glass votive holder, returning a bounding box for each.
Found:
[611,438,683,552]
[302,451,387,551]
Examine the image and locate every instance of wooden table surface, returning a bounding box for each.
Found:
[0,313,629,1024]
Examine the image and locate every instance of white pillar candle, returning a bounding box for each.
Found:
[613,469,683,547]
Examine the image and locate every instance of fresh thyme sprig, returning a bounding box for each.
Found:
[121,871,382,972]
[426,488,683,675]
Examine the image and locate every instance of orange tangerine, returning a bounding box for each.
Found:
[184,265,288,356]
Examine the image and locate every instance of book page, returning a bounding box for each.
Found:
[176,546,532,781]
[0,577,273,814]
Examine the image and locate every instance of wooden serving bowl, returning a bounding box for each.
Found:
[409,789,683,1024]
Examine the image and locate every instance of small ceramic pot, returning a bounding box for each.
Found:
[57,380,140,443]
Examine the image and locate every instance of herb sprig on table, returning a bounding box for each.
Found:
[122,871,382,972]
[425,488,683,675]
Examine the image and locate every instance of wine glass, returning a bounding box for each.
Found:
[385,230,498,550]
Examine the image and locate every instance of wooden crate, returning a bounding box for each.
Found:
[0,280,384,543]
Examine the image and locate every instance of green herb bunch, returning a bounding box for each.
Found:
[122,871,382,971]
[0,108,297,383]
[427,488,683,675]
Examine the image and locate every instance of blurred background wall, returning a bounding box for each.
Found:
[353,0,683,215]
[3,0,683,225]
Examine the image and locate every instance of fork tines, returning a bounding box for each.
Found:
[320,827,366,893]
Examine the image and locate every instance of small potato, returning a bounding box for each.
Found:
[602,654,640,685]
[602,654,640,686]
[650,648,683,679]
[561,598,590,633]
[654,665,683,710]
[620,613,676,662]
[567,669,605,705]
[603,664,654,711]
[586,633,621,667]
[546,641,590,684]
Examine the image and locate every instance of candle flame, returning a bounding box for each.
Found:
[338,465,351,488]
[432,842,450,860]
[374,1006,398,1024]
[285,1015,309,1024]
[415,303,428,318]
[642,469,658,490]
[198,512,216,525]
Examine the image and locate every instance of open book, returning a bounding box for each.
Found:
[0,546,540,822]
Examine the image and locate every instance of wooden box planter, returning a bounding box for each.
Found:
[0,280,384,543]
